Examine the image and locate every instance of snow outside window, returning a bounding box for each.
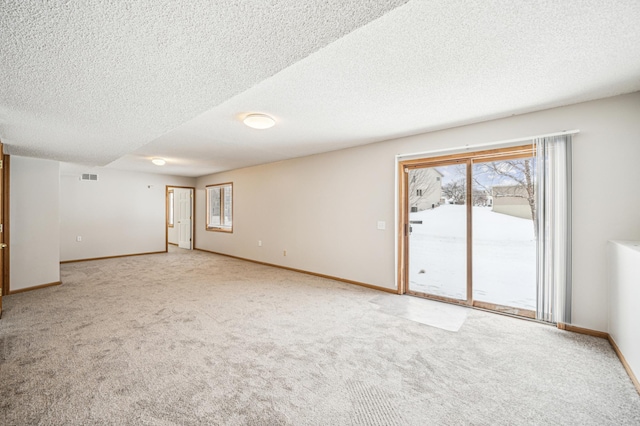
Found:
[167,190,174,227]
[206,183,233,232]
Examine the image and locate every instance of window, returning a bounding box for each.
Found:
[167,190,174,227]
[206,183,233,232]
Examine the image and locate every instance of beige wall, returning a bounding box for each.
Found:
[9,159,195,288]
[491,205,532,220]
[10,156,60,291]
[196,92,640,333]
[59,164,195,261]
[195,144,395,287]
[492,197,532,220]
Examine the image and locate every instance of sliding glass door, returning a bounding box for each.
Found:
[401,146,537,317]
[471,157,537,316]
[407,162,469,302]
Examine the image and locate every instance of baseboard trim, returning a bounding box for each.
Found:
[9,281,61,295]
[195,248,397,294]
[557,323,609,339]
[60,251,167,264]
[557,323,639,395]
[608,335,640,395]
[168,242,178,246]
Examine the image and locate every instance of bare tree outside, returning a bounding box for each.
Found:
[442,177,467,205]
[438,158,537,233]
[473,158,537,235]
[407,153,537,313]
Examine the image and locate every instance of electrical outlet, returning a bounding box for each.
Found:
[258,240,262,247]
[283,250,287,256]
[377,221,386,230]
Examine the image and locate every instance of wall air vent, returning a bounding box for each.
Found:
[81,174,98,181]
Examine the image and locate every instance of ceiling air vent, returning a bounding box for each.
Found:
[81,173,98,181]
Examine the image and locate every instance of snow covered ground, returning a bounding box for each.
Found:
[409,204,536,310]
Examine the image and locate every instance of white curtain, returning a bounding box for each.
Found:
[535,135,572,323]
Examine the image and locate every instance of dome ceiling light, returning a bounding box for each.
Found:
[243,113,275,130]
[151,158,166,166]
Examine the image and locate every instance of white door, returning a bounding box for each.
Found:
[176,188,193,249]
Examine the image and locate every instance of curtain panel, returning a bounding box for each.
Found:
[535,135,572,323]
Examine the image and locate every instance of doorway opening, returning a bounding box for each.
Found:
[399,145,537,318]
[166,186,195,251]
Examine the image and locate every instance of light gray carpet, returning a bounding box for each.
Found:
[1,247,639,425]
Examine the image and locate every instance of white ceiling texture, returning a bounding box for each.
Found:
[2,1,640,177]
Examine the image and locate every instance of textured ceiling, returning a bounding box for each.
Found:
[2,1,640,177]
[0,0,408,164]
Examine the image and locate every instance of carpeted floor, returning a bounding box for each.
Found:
[1,247,639,425]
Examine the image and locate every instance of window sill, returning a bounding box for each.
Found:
[206,227,233,233]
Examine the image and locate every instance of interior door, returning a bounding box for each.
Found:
[176,188,193,250]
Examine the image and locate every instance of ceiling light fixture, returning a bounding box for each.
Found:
[243,113,275,130]
[151,158,166,166]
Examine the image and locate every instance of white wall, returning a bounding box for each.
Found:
[60,164,195,261]
[10,156,61,291]
[608,241,640,382]
[196,92,640,332]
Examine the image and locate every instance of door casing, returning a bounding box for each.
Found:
[0,145,7,316]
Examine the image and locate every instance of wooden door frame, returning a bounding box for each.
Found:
[0,148,8,316]
[400,158,473,306]
[397,144,536,316]
[2,154,8,296]
[165,186,195,252]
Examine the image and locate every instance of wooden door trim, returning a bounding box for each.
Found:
[398,144,537,318]
[406,290,472,307]
[465,158,473,304]
[0,147,6,316]
[399,158,472,300]
[167,189,174,228]
[401,144,534,168]
[473,300,536,319]
[2,154,9,297]
[397,163,407,294]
